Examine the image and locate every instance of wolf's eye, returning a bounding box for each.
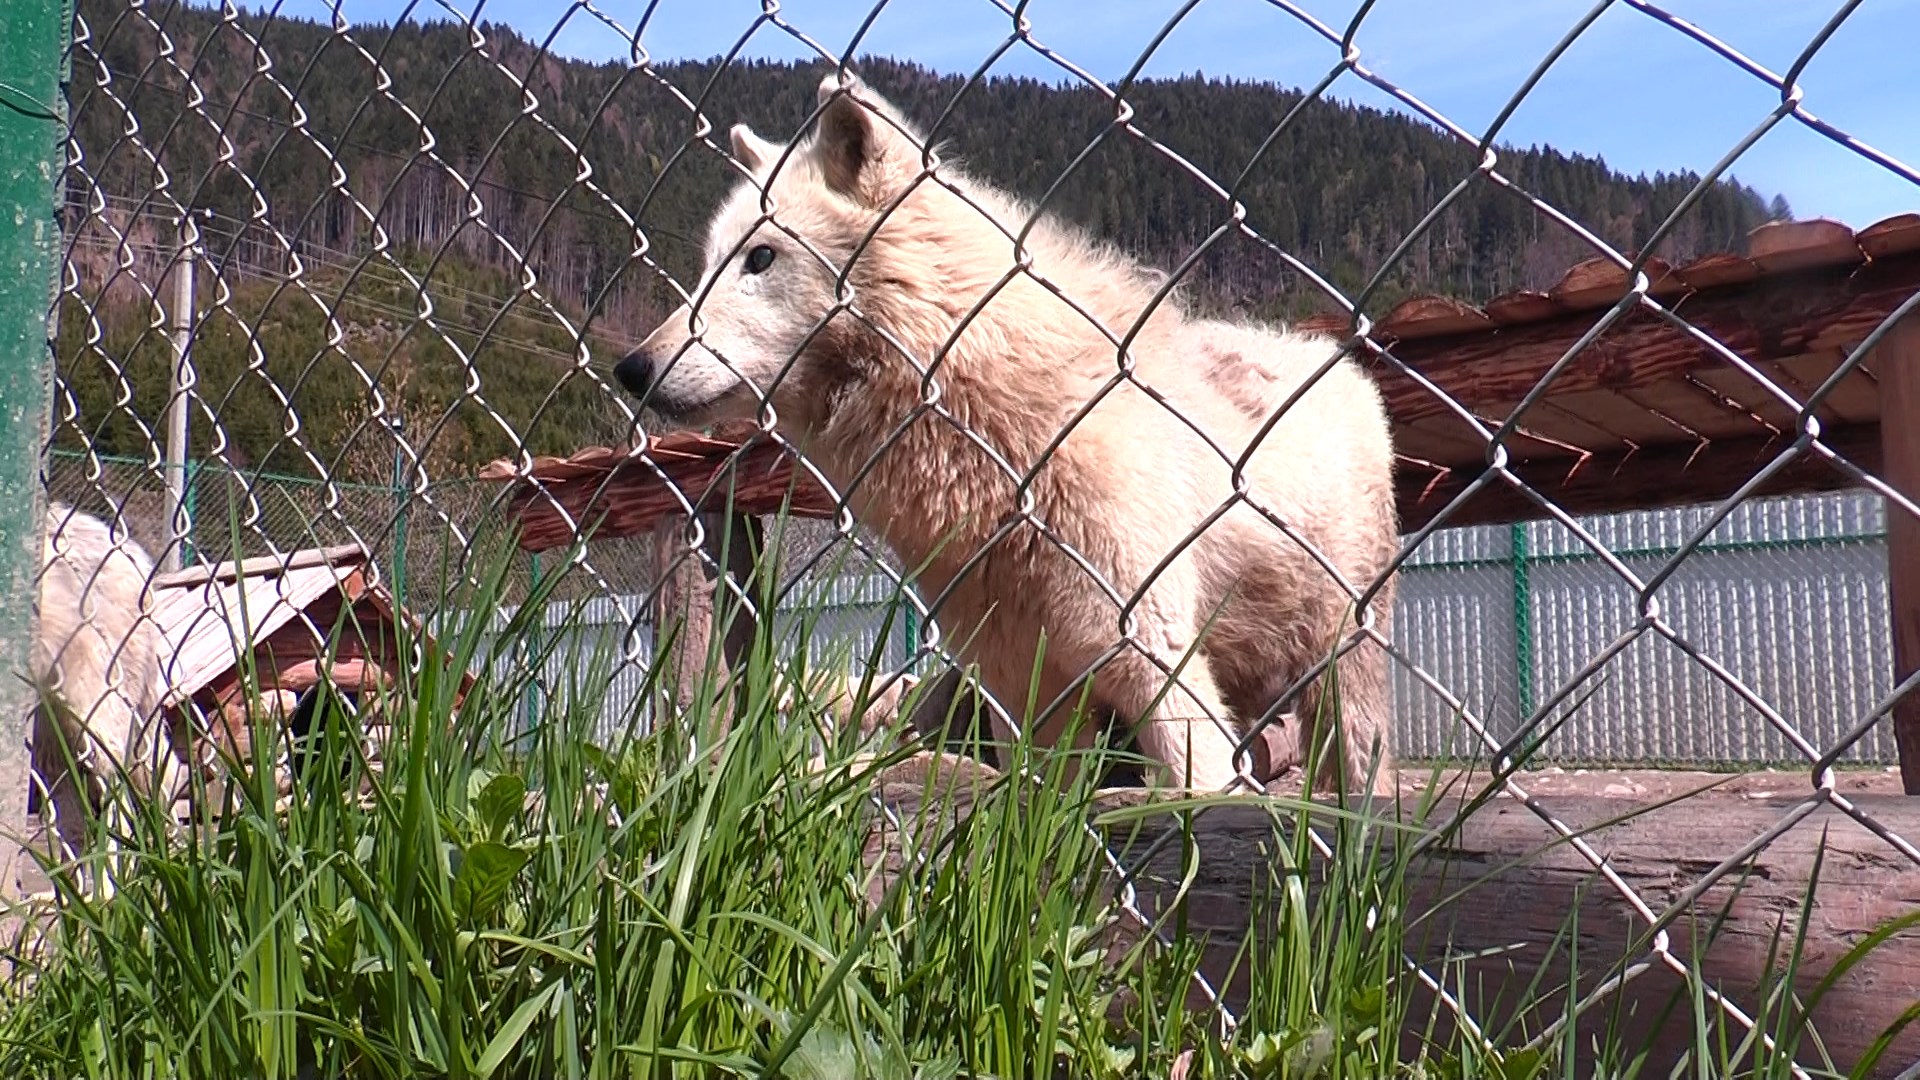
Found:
[744,244,776,275]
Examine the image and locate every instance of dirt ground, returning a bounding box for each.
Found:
[1310,763,1911,801]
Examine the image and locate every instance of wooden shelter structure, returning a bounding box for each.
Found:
[150,543,470,792]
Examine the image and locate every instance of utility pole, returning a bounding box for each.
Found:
[161,215,196,573]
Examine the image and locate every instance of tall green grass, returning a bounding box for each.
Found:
[0,529,1908,1078]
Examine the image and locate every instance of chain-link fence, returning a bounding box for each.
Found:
[18,0,1920,1071]
[45,449,1903,768]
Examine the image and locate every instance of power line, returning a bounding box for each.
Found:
[65,231,619,372]
[69,191,641,354]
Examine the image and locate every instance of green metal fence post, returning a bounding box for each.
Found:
[182,458,199,566]
[521,552,542,738]
[903,603,919,669]
[1509,522,1535,727]
[388,415,408,603]
[0,0,72,896]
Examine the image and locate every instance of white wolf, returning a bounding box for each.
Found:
[32,502,180,871]
[616,73,1399,795]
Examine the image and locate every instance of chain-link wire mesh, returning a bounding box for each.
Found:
[27,0,1920,1067]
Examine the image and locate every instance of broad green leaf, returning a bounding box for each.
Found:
[453,840,531,924]
[475,771,527,841]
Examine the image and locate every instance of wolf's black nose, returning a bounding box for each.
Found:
[613,349,655,398]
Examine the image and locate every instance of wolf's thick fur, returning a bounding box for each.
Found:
[32,503,178,861]
[618,74,1399,794]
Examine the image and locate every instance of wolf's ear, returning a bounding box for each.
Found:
[729,124,778,172]
[811,71,925,207]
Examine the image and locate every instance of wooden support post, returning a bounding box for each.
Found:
[710,512,764,677]
[650,510,761,737]
[1881,312,1920,794]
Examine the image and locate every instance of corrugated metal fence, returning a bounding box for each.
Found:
[493,489,1895,768]
[1393,489,1893,766]
[466,568,920,750]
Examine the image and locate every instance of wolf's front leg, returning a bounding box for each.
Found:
[1091,640,1249,795]
[1033,573,1251,794]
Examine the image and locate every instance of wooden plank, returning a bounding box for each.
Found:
[1482,289,1561,325]
[1379,295,1493,340]
[151,543,366,589]
[1610,377,1779,444]
[1746,217,1863,274]
[1294,311,1353,336]
[1413,396,1636,458]
[1686,365,1803,432]
[1859,213,1920,261]
[1388,414,1498,474]
[1522,398,1640,454]
[1878,313,1920,794]
[1547,255,1679,310]
[1752,356,1836,429]
[1533,387,1695,446]
[1674,252,1759,289]
[1773,352,1880,425]
[1398,422,1879,532]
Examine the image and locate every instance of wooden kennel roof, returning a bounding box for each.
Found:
[150,544,469,707]
[481,212,1920,548]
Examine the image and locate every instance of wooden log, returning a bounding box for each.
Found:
[1105,792,1920,1078]
[151,544,367,589]
[1380,295,1493,339]
[866,769,1920,1077]
[1878,313,1920,794]
[1545,255,1680,310]
[1859,213,1920,261]
[1483,289,1561,325]
[1397,421,1881,532]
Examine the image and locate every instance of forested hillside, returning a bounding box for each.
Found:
[59,0,1779,477]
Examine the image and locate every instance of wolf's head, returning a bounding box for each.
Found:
[615,72,939,431]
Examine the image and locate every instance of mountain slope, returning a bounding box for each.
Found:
[59,0,1778,473]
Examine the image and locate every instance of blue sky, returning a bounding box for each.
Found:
[267,0,1919,228]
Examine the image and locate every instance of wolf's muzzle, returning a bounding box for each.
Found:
[613,349,658,400]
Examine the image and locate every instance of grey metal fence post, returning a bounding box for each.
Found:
[161,217,196,574]
[0,0,71,897]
